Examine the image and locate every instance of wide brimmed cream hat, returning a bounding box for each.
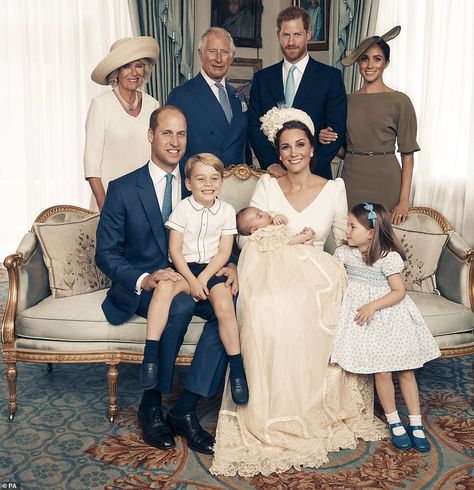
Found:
[341,26,401,67]
[91,36,159,85]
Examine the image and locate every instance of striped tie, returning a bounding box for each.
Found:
[162,173,173,223]
[215,82,233,123]
[285,65,296,107]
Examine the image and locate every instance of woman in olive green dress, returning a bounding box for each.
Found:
[320,26,419,226]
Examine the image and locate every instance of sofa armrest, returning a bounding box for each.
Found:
[2,229,54,345]
[436,231,474,311]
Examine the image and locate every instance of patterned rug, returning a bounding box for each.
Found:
[0,274,473,489]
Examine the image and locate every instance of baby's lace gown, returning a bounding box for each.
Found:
[210,226,388,477]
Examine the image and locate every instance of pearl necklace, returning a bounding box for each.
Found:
[113,87,139,111]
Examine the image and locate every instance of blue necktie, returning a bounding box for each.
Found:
[285,65,296,107]
[162,173,173,223]
[215,82,233,124]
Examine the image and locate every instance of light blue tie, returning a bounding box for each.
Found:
[215,82,233,124]
[285,65,296,107]
[162,173,173,223]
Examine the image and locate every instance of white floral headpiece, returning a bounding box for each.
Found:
[259,105,315,144]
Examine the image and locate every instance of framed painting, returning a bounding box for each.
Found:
[211,0,263,48]
[292,0,330,51]
[226,57,262,101]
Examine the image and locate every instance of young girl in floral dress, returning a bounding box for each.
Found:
[331,202,441,452]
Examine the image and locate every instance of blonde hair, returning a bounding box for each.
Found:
[185,153,225,179]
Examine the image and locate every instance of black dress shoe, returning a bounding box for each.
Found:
[138,404,175,450]
[230,374,249,405]
[166,411,214,455]
[140,362,158,390]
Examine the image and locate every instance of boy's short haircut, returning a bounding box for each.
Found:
[185,153,225,179]
[236,206,254,236]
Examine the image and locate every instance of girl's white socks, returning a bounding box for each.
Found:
[385,410,406,435]
[408,414,425,438]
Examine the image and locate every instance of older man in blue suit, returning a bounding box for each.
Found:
[248,6,346,179]
[96,106,237,455]
[167,27,248,166]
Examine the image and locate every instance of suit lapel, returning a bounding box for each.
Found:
[136,165,168,258]
[269,61,285,105]
[179,163,190,198]
[192,73,229,130]
[293,57,318,108]
[225,84,243,140]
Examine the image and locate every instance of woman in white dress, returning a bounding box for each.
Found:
[210,107,387,477]
[84,37,160,210]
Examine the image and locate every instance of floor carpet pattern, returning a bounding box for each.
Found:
[0,274,473,489]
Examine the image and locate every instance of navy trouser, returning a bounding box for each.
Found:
[137,291,228,398]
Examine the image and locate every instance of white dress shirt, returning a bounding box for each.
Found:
[282,53,310,95]
[166,196,237,264]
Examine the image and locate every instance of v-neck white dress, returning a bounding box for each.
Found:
[248,174,348,249]
[211,175,387,477]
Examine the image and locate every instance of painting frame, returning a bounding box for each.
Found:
[292,0,330,51]
[211,0,263,48]
[226,57,262,101]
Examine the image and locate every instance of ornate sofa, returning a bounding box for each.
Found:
[2,165,473,422]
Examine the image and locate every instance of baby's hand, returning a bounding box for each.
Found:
[354,303,376,326]
[300,227,316,244]
[272,214,288,225]
[190,278,209,301]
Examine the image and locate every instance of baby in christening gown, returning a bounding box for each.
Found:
[210,208,372,477]
[235,205,347,331]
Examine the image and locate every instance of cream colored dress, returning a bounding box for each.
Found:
[83,90,160,210]
[210,176,387,477]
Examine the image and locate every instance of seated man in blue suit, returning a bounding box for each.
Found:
[248,6,347,179]
[96,106,237,455]
[167,27,249,167]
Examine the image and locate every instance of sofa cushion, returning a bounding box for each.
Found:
[407,291,473,337]
[16,289,205,345]
[33,215,110,298]
[16,287,472,347]
[394,227,448,294]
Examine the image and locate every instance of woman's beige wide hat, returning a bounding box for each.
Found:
[91,36,159,85]
[341,26,401,67]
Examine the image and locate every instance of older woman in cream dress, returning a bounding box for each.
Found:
[210,108,387,477]
[84,36,160,210]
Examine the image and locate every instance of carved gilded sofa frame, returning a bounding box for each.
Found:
[2,165,473,422]
[1,165,265,422]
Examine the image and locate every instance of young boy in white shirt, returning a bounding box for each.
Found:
[141,153,248,405]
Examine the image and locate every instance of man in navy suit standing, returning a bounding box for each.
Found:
[167,27,248,166]
[96,106,237,455]
[248,6,346,179]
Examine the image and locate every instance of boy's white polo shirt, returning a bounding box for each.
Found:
[166,196,237,264]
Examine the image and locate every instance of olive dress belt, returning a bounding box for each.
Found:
[346,150,395,156]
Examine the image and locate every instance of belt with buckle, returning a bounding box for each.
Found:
[346,150,395,156]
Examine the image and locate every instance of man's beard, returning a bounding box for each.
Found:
[282,45,306,62]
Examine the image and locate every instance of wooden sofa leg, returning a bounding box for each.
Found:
[107,363,119,423]
[6,362,17,421]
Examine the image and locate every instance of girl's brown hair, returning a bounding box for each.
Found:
[350,202,406,266]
